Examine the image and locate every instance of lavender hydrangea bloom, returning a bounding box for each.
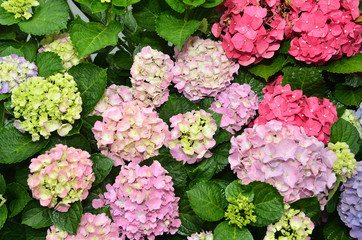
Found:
[338,161,362,240]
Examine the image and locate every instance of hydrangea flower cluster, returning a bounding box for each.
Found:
[172,36,239,102]
[168,110,217,164]
[92,161,181,240]
[287,0,362,64]
[254,76,338,144]
[11,73,82,141]
[39,32,84,69]
[92,100,168,166]
[131,46,174,107]
[229,120,337,207]
[209,83,258,134]
[90,84,133,116]
[264,205,314,240]
[0,54,37,94]
[224,193,256,228]
[1,0,39,20]
[328,142,357,182]
[188,231,213,240]
[212,0,285,66]
[27,144,94,212]
[342,109,362,138]
[337,161,362,240]
[46,213,121,240]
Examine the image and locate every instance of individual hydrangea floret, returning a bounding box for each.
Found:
[254,76,338,144]
[90,84,134,116]
[187,231,213,240]
[342,109,362,138]
[92,161,181,240]
[39,32,85,69]
[225,193,256,228]
[210,83,258,134]
[1,0,39,20]
[27,144,95,212]
[172,36,239,102]
[168,109,217,164]
[264,205,314,240]
[46,213,121,240]
[229,120,337,208]
[92,100,168,166]
[11,73,82,141]
[131,46,174,107]
[338,161,362,240]
[0,54,37,94]
[328,142,357,182]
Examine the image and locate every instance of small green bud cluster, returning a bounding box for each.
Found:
[328,141,357,182]
[224,193,256,229]
[1,0,39,20]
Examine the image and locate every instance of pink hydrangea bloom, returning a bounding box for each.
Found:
[210,83,258,134]
[131,46,174,107]
[229,120,337,208]
[92,161,181,240]
[254,76,338,144]
[167,110,217,164]
[92,100,169,166]
[172,36,239,102]
[27,144,95,212]
[46,213,121,240]
[212,0,285,66]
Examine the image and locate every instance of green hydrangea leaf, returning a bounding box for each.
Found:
[68,63,107,116]
[112,50,133,70]
[0,120,49,164]
[6,182,32,218]
[0,25,16,40]
[0,221,25,239]
[248,55,286,81]
[18,0,69,35]
[185,157,217,182]
[290,197,321,223]
[0,39,38,62]
[90,153,114,186]
[321,54,362,74]
[249,181,284,227]
[0,102,3,127]
[214,221,254,240]
[24,227,47,240]
[133,0,161,31]
[0,174,5,194]
[156,12,201,50]
[0,46,24,57]
[323,217,354,240]
[50,201,82,235]
[225,180,254,202]
[0,0,20,25]
[0,205,7,231]
[88,205,111,219]
[330,119,360,155]
[183,0,206,7]
[21,201,52,229]
[177,197,204,236]
[35,52,64,78]
[47,134,91,153]
[209,142,231,174]
[65,119,82,137]
[69,18,123,58]
[90,0,108,13]
[81,115,102,151]
[164,0,186,13]
[0,93,10,102]
[159,94,197,124]
[186,181,227,221]
[344,74,362,87]
[202,0,224,8]
[334,84,362,106]
[233,71,266,101]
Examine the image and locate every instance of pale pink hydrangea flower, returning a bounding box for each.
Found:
[172,36,239,102]
[229,120,337,209]
[92,161,181,240]
[131,46,174,107]
[210,83,258,134]
[92,100,169,166]
[27,144,95,212]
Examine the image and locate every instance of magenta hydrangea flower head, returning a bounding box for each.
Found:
[338,161,362,240]
[212,0,286,66]
[187,231,213,240]
[131,46,174,107]
[254,76,338,144]
[167,109,217,164]
[27,144,95,212]
[92,161,181,240]
[0,54,37,94]
[172,36,239,102]
[39,32,85,69]
[92,100,169,166]
[46,213,121,240]
[210,83,258,134]
[90,84,134,116]
[229,120,337,208]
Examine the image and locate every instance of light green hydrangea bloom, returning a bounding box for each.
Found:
[1,0,39,20]
[224,193,256,229]
[11,73,82,141]
[100,0,111,2]
[328,141,357,182]
[341,109,362,138]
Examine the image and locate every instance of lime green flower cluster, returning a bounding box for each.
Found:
[224,193,256,229]
[11,73,82,141]
[264,205,314,240]
[1,0,39,20]
[341,109,362,138]
[328,142,357,182]
[100,0,111,2]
